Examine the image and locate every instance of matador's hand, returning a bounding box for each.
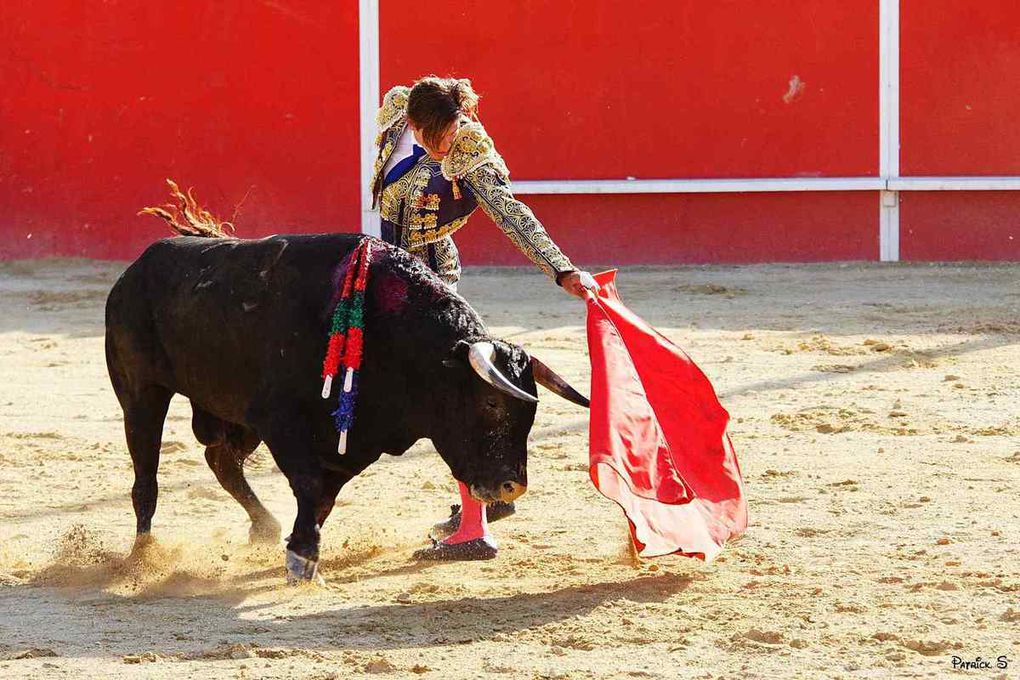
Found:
[560,271,599,299]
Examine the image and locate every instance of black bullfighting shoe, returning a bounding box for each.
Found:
[413,536,499,562]
[429,502,517,540]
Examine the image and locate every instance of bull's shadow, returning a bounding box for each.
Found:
[275,572,693,651]
[5,569,691,658]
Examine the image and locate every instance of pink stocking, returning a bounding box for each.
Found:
[443,481,489,544]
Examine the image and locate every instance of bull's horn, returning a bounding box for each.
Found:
[468,342,539,403]
[530,356,590,408]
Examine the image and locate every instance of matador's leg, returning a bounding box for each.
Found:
[415,481,499,561]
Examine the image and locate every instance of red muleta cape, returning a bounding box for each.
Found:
[586,270,747,561]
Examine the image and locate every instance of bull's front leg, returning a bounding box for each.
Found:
[283,468,324,584]
[260,417,326,584]
[315,467,355,527]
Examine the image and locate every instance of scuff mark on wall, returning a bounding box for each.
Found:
[259,1,315,26]
[783,75,806,104]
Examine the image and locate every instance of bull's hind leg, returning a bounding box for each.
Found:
[205,444,283,544]
[192,407,282,544]
[122,384,174,542]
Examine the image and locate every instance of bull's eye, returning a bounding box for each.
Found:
[485,396,499,409]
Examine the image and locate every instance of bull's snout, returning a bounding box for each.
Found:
[497,480,526,503]
[470,480,527,504]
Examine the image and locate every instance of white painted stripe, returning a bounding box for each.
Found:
[879,0,901,261]
[512,177,885,195]
[880,0,900,179]
[511,176,1020,195]
[879,191,900,262]
[890,177,1020,191]
[358,0,381,237]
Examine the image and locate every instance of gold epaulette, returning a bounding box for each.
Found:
[441,122,509,182]
[376,86,409,132]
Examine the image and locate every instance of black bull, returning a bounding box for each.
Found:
[105,233,587,580]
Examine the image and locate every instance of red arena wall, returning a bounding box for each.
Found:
[900,0,1020,176]
[900,192,1020,262]
[382,1,879,180]
[898,0,1020,261]
[0,1,1017,263]
[458,192,879,267]
[0,1,361,260]
[381,1,880,265]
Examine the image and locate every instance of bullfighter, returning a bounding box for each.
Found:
[370,76,597,561]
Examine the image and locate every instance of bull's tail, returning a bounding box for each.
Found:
[139,179,235,238]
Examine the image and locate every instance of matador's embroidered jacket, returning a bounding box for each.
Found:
[371,85,575,286]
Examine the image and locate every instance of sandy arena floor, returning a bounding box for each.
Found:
[0,257,1017,679]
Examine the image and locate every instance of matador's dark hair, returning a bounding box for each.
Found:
[407,76,480,149]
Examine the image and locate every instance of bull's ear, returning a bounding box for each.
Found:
[443,339,471,368]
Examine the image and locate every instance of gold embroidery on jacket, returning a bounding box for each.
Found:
[405,215,469,250]
[376,86,409,132]
[371,86,411,205]
[441,123,510,182]
[409,236,461,286]
[381,160,470,249]
[379,162,431,226]
[372,140,396,199]
[413,193,442,211]
[374,85,467,251]
[464,163,574,278]
[433,237,462,284]
[409,213,438,229]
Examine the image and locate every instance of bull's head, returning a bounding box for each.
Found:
[432,339,588,505]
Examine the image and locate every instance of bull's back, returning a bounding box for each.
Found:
[106,233,363,421]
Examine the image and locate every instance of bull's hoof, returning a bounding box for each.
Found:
[413,536,498,562]
[249,517,282,545]
[285,549,325,585]
[429,502,516,540]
